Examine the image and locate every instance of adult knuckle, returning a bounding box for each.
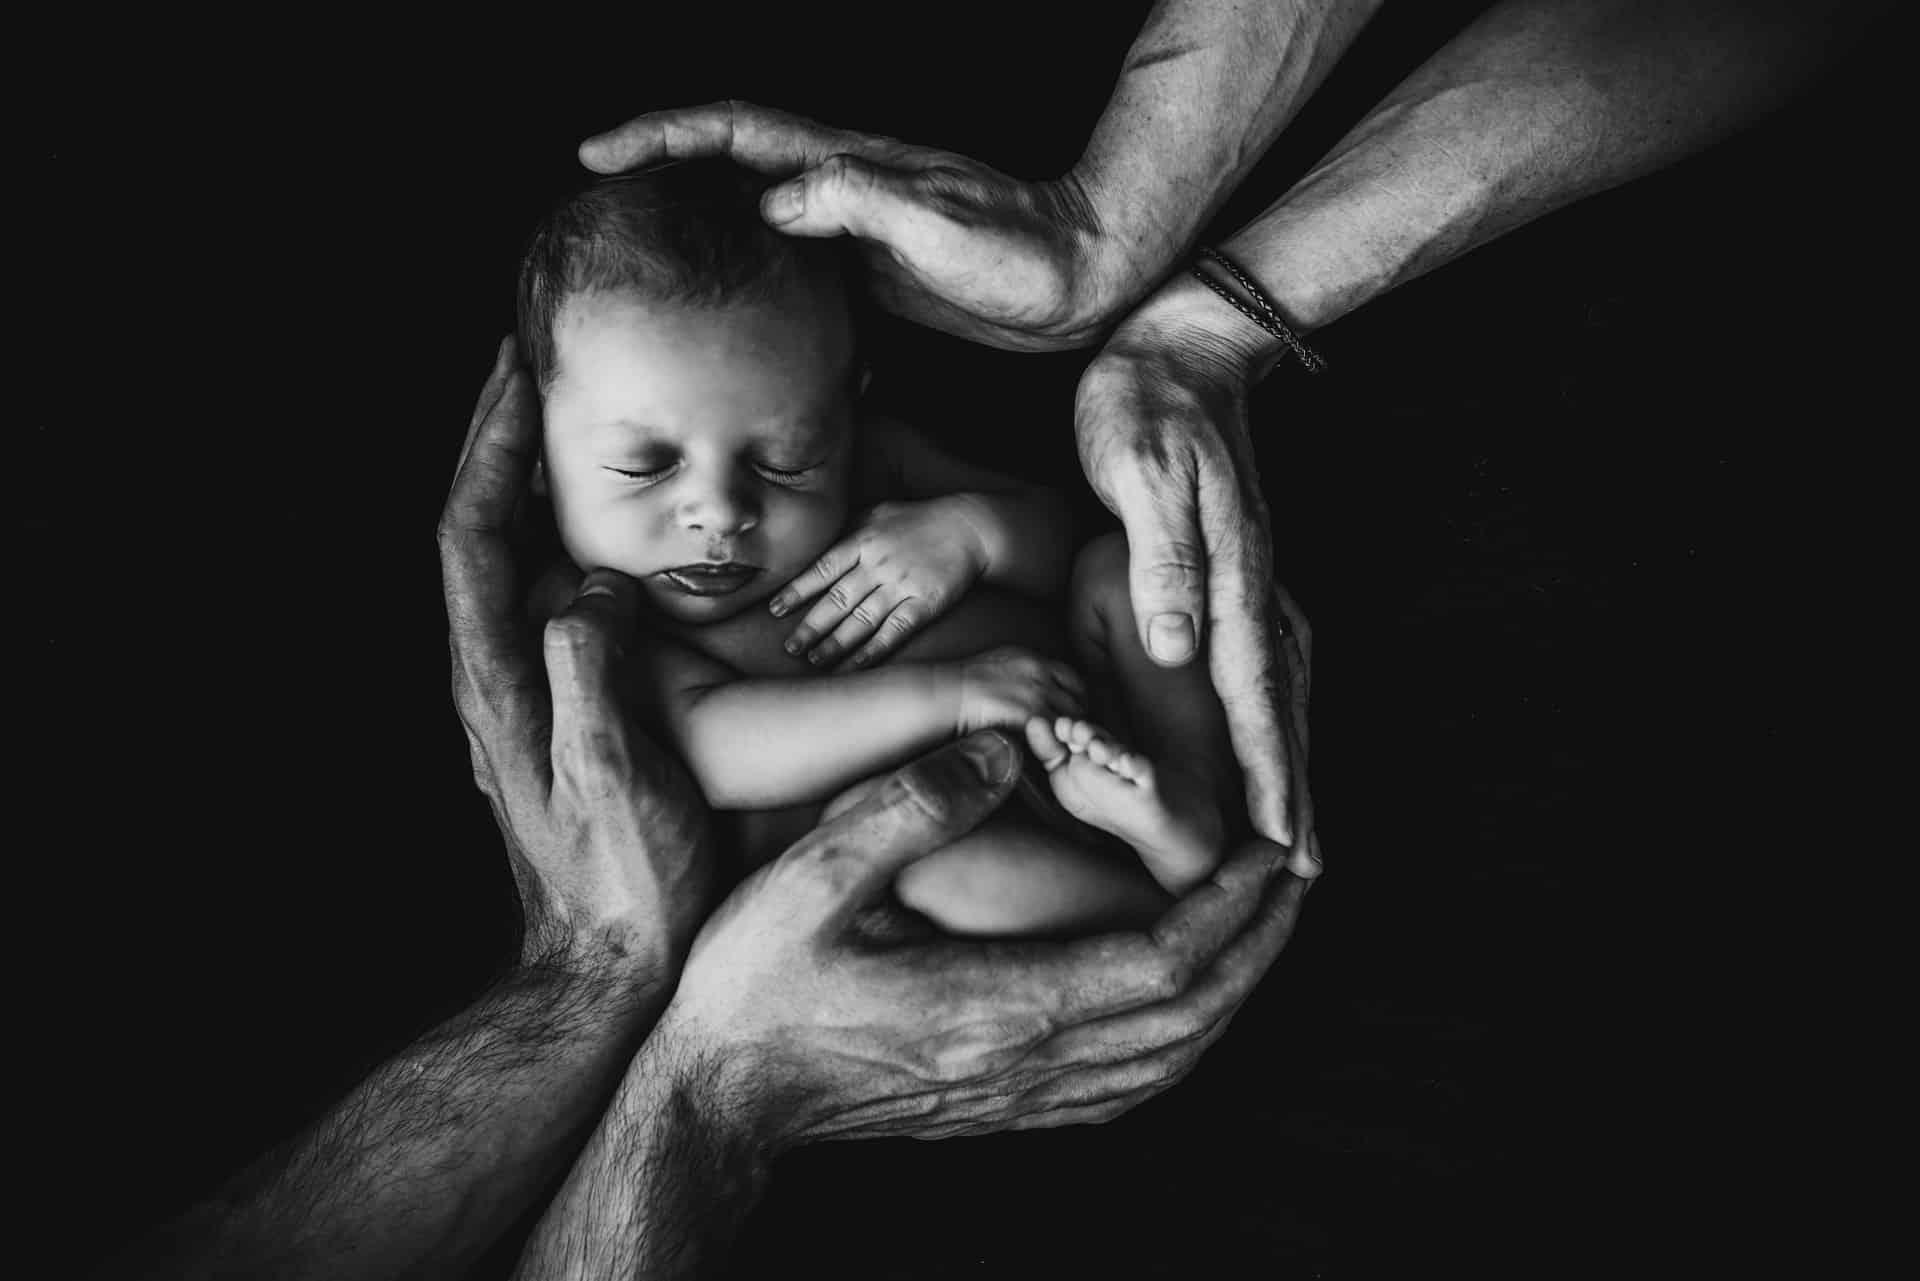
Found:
[819,151,867,192]
[1146,553,1205,595]
[542,613,596,662]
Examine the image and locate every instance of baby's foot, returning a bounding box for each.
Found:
[1024,716,1224,894]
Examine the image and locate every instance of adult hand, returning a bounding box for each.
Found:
[642,581,1318,1146]
[439,337,715,972]
[1074,272,1319,876]
[576,101,1133,351]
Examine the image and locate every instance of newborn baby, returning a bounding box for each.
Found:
[516,159,1244,936]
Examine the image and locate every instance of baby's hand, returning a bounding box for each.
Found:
[954,646,1087,735]
[770,497,991,670]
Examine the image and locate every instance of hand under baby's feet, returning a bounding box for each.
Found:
[1024,716,1224,894]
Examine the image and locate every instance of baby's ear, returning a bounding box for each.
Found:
[530,455,549,497]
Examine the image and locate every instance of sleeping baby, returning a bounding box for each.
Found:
[515,159,1245,936]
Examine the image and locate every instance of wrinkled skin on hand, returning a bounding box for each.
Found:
[439,338,715,970]
[1074,286,1319,876]
[577,100,1124,351]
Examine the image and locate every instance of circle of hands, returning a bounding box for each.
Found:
[438,100,1321,1149]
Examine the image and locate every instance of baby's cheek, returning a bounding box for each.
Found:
[770,492,848,569]
[555,498,653,579]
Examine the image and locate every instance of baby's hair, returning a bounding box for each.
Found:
[516,158,849,394]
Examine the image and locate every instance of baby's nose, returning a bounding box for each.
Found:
[678,478,760,535]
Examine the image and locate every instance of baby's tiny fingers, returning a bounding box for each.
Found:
[785,572,870,656]
[809,588,893,667]
[770,543,854,618]
[843,602,924,670]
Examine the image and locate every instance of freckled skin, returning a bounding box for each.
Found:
[540,277,858,627]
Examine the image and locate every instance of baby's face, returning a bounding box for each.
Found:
[541,283,857,626]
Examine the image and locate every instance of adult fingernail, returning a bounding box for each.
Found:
[764,182,804,224]
[959,734,1016,785]
[1149,613,1195,662]
[769,598,788,617]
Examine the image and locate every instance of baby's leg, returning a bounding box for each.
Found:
[824,775,1169,937]
[1034,531,1242,894]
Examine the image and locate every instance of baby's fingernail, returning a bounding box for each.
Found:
[763,182,804,224]
[1149,613,1195,662]
[959,734,1016,785]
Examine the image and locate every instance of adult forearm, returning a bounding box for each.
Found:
[513,1022,771,1280]
[1068,0,1384,317]
[1218,0,1865,346]
[679,667,955,808]
[103,949,672,1281]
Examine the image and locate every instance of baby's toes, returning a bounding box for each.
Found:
[1114,750,1153,786]
[1066,719,1098,752]
[1086,734,1117,767]
[1025,716,1069,769]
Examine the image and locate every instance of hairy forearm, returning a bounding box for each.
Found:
[678,667,956,809]
[1219,0,1869,344]
[513,1018,771,1280]
[1068,0,1385,316]
[952,489,1075,600]
[102,951,671,1281]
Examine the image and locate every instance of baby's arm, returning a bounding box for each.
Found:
[876,416,1077,601]
[648,638,1080,811]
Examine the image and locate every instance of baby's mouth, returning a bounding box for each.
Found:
[656,562,764,597]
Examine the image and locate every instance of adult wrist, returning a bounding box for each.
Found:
[1117,269,1292,387]
[632,1006,786,1160]
[516,918,678,1018]
[1043,166,1173,338]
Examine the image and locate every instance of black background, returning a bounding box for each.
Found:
[34,3,1891,1274]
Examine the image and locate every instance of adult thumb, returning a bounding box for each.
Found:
[1118,500,1208,667]
[760,153,927,247]
[792,731,1021,934]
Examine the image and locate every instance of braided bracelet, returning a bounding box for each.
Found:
[1189,246,1327,374]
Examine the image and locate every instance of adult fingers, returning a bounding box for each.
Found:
[1108,448,1208,668]
[1017,857,1310,1075]
[543,570,645,797]
[771,731,1022,934]
[455,336,517,486]
[440,351,544,744]
[1272,583,1321,876]
[578,100,872,177]
[908,841,1284,1040]
[760,154,947,248]
[1202,503,1294,848]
